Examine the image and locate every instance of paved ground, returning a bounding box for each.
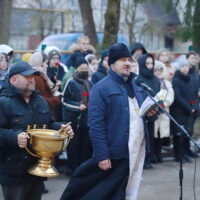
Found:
[1,156,200,200]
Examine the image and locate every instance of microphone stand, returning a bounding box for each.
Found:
[142,87,200,200]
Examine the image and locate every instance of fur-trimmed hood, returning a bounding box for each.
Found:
[68,43,96,54]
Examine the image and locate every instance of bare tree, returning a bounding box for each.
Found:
[102,0,121,48]
[122,0,138,44]
[0,0,13,43]
[13,0,67,39]
[78,0,98,46]
[192,0,200,53]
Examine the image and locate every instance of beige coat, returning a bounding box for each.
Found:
[154,80,174,138]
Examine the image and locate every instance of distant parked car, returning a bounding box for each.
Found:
[38,32,129,62]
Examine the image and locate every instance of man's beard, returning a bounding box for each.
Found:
[19,84,35,96]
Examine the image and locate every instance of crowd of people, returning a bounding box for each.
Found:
[0,35,200,200]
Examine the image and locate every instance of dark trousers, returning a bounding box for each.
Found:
[78,127,92,164]
[60,158,129,200]
[172,115,196,159]
[154,132,169,161]
[145,121,155,164]
[173,135,189,160]
[1,180,43,200]
[154,137,162,160]
[67,126,92,170]
[67,125,80,170]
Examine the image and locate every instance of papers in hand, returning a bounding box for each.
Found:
[138,96,160,117]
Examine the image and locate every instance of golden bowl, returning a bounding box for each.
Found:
[25,128,70,177]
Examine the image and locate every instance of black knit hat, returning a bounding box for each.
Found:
[108,43,131,66]
[74,57,88,69]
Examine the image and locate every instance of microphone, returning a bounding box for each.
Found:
[135,77,154,93]
[135,77,164,113]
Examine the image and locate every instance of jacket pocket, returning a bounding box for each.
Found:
[37,108,51,126]
[11,112,29,127]
[2,152,36,177]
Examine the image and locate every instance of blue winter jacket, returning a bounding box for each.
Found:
[88,69,149,163]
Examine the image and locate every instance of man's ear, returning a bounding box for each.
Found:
[10,75,16,84]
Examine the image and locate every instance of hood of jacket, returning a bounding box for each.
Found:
[68,43,96,54]
[137,53,155,78]
[131,42,147,55]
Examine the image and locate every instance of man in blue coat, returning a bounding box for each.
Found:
[60,43,156,200]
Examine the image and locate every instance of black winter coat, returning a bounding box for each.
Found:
[47,65,65,82]
[91,63,107,84]
[171,70,194,125]
[62,78,92,127]
[0,83,60,184]
[188,66,200,116]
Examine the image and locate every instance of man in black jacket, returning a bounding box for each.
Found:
[0,61,73,200]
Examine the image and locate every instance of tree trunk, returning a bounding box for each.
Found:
[0,0,13,43]
[61,13,65,33]
[102,0,121,48]
[39,13,45,40]
[192,0,200,53]
[78,0,98,46]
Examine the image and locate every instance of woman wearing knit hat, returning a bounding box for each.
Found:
[60,43,157,200]
[62,57,92,172]
[29,51,61,119]
[46,48,68,88]
[171,59,197,163]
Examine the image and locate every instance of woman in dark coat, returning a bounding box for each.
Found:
[62,57,93,170]
[137,54,161,169]
[171,59,197,162]
[186,52,200,157]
